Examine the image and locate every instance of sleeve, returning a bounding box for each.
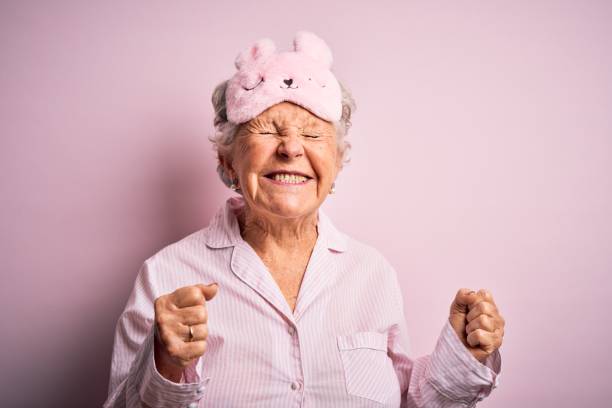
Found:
[384,263,501,408]
[102,260,210,408]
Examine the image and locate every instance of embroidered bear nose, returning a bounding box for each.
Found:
[283,78,293,86]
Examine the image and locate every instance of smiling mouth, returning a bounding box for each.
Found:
[264,172,313,185]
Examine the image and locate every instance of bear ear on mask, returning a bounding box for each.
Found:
[234,38,277,70]
[293,30,333,69]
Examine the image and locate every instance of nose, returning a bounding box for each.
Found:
[277,134,303,159]
[283,78,293,86]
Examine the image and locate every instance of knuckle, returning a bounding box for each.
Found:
[191,342,205,359]
[473,328,485,339]
[188,341,206,360]
[196,306,207,323]
[479,303,492,315]
[498,327,505,338]
[154,296,166,314]
[479,315,492,329]
[189,287,204,302]
[166,343,182,359]
[156,312,171,328]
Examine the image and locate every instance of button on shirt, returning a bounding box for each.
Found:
[103,197,501,408]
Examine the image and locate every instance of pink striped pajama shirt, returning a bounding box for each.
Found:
[103,197,501,408]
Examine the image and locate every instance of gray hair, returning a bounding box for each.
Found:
[209,79,357,188]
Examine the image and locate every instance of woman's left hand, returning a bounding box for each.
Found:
[448,288,505,363]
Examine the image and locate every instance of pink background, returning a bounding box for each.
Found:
[1,1,611,406]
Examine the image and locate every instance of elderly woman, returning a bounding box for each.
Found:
[104,31,504,408]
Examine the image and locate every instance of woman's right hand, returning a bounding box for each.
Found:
[153,283,219,382]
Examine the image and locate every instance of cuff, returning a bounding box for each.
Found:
[138,325,211,408]
[426,319,502,406]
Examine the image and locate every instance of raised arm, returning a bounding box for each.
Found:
[103,261,217,408]
[385,266,503,407]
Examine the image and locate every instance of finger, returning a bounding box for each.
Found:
[451,288,479,313]
[181,323,208,342]
[196,283,219,301]
[156,321,184,348]
[466,314,495,333]
[472,328,503,354]
[466,301,498,322]
[166,339,207,367]
[176,305,207,326]
[469,289,497,311]
[181,340,207,362]
[467,328,497,350]
[171,285,206,308]
[481,289,497,307]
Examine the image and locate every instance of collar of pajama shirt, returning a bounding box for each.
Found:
[204,195,350,322]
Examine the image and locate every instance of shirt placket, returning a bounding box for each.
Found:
[287,322,306,406]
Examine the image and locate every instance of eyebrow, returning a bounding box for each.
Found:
[271,118,324,127]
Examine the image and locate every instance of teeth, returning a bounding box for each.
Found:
[272,173,308,183]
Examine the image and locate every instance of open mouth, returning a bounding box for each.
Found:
[264,171,313,185]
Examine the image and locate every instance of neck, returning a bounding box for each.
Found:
[237,206,319,257]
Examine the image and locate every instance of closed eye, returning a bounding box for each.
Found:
[242,77,264,91]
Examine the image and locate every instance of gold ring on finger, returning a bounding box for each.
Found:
[188,325,195,342]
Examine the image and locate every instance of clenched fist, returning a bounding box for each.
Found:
[153,283,218,382]
[449,288,505,363]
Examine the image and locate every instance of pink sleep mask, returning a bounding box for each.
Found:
[225,31,343,124]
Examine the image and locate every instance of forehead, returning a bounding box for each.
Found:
[252,102,330,127]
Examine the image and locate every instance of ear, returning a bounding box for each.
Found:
[218,152,236,181]
[234,37,276,70]
[293,30,333,68]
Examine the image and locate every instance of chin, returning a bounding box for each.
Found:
[265,197,318,219]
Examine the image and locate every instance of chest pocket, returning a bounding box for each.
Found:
[337,331,400,404]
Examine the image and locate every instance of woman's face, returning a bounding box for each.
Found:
[224,101,340,220]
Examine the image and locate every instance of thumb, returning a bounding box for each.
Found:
[196,282,219,301]
[449,288,477,344]
[451,288,478,315]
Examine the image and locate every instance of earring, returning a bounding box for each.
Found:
[329,182,336,194]
[229,180,239,191]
